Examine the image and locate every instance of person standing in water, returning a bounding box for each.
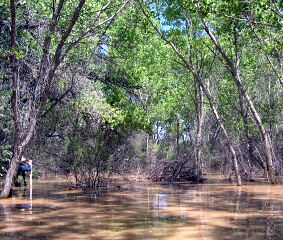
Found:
[15,157,32,187]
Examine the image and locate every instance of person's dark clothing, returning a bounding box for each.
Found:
[15,163,32,187]
[19,164,32,172]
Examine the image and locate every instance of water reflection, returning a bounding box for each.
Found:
[0,179,282,240]
[153,193,168,209]
[14,188,33,215]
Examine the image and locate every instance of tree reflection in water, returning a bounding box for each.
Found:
[0,179,282,240]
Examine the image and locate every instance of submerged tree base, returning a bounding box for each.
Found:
[149,160,207,183]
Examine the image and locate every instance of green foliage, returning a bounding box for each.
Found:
[1,0,283,183]
[0,145,12,177]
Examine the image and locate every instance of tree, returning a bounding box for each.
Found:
[1,0,131,198]
[138,0,242,185]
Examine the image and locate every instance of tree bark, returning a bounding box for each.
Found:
[0,151,21,198]
[176,117,180,157]
[195,82,205,181]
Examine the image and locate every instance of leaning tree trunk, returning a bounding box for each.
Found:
[0,150,21,198]
[237,84,268,177]
[235,71,275,183]
[1,128,35,198]
[203,23,276,184]
[193,74,242,186]
[0,0,21,199]
[139,6,242,185]
[1,0,128,198]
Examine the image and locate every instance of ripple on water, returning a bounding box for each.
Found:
[0,178,283,240]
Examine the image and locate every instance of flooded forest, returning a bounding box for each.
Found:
[0,0,283,239]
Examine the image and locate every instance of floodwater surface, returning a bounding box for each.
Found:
[0,178,283,240]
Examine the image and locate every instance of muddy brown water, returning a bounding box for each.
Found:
[0,178,283,240]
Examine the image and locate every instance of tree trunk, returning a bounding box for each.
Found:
[146,133,150,163]
[235,70,275,184]
[238,87,256,177]
[203,23,276,184]
[195,82,205,181]
[0,148,22,198]
[1,0,128,197]
[176,117,180,157]
[1,157,18,198]
[194,74,242,186]
[0,0,20,199]
[109,3,241,185]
